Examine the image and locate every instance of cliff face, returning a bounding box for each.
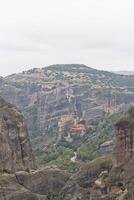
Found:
[0,97,36,173]
[0,65,134,137]
[113,108,134,199]
[115,110,134,165]
[0,97,70,200]
[91,107,134,200]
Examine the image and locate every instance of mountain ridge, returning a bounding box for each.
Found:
[0,64,134,138]
[4,64,134,79]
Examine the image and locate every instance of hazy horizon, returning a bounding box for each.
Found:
[1,0,134,76]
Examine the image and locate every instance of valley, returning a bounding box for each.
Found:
[0,64,134,171]
[0,65,134,199]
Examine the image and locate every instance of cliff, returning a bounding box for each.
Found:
[0,64,134,138]
[91,107,134,200]
[0,96,36,173]
[115,107,134,165]
[0,97,70,200]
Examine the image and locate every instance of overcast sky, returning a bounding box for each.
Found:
[0,0,134,76]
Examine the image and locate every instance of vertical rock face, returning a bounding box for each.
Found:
[115,120,134,165]
[92,107,134,200]
[0,97,36,173]
[113,108,134,199]
[0,97,70,200]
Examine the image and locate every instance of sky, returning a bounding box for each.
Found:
[0,0,134,76]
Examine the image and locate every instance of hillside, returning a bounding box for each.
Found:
[0,64,134,170]
[0,66,134,199]
[61,107,134,200]
[0,64,134,137]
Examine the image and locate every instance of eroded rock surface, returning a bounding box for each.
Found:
[15,167,70,196]
[91,107,134,200]
[0,64,134,137]
[61,107,134,200]
[60,156,113,200]
[0,97,70,200]
[0,96,36,173]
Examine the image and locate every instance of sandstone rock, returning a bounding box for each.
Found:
[15,167,70,196]
[0,97,36,173]
[0,97,70,200]
[0,174,41,200]
[61,107,134,200]
[91,107,134,200]
[61,156,113,200]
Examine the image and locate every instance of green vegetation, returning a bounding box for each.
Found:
[77,112,123,162]
[77,140,98,162]
[81,155,113,172]
[43,64,134,87]
[33,129,80,173]
[45,192,61,200]
[33,111,124,172]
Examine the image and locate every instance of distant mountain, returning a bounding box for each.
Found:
[0,64,134,138]
[113,70,134,75]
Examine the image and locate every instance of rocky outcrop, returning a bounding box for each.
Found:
[0,97,70,200]
[60,156,113,200]
[15,167,70,196]
[0,175,42,200]
[61,107,134,200]
[115,108,134,165]
[91,107,134,200]
[0,96,36,173]
[0,167,70,200]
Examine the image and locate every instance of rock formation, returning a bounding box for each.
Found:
[0,64,134,137]
[0,97,70,200]
[0,96,36,173]
[60,156,113,200]
[0,64,134,199]
[0,168,69,200]
[61,107,134,200]
[91,107,134,200]
[115,108,134,165]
